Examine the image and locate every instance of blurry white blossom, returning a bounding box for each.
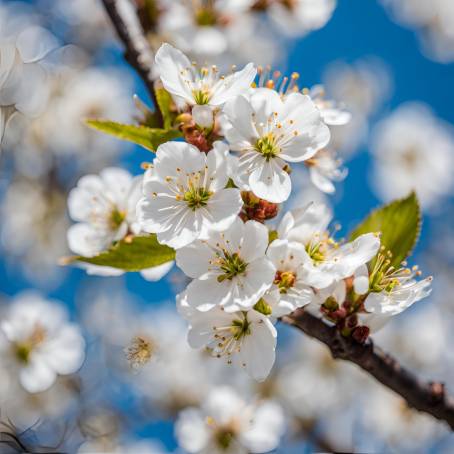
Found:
[68,167,174,280]
[268,0,336,37]
[370,103,454,210]
[68,167,142,257]
[360,385,447,451]
[323,58,392,157]
[0,374,79,428]
[4,65,134,177]
[0,293,85,393]
[0,177,70,284]
[175,386,285,453]
[0,4,57,147]
[157,0,257,60]
[381,0,454,63]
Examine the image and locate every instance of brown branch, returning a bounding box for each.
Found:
[101,0,163,127]
[282,308,454,431]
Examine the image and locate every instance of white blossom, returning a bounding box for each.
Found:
[175,386,285,453]
[138,141,242,249]
[268,0,337,37]
[176,218,275,312]
[0,177,69,284]
[223,87,330,203]
[68,167,142,256]
[155,42,256,110]
[370,103,454,210]
[309,84,351,126]
[0,27,54,146]
[381,0,454,62]
[266,239,315,316]
[306,148,347,194]
[357,259,433,332]
[68,167,173,280]
[278,203,380,288]
[178,292,277,382]
[0,293,85,393]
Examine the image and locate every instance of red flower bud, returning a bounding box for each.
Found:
[240,191,279,223]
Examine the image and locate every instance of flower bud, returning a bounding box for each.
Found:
[240,191,279,223]
[192,105,214,128]
[185,129,211,152]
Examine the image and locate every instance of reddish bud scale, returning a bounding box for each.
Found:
[240,191,279,223]
[184,129,212,152]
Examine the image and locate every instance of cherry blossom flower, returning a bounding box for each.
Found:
[176,218,275,312]
[155,43,256,110]
[305,148,347,194]
[175,386,285,453]
[278,203,380,288]
[223,87,330,202]
[138,141,242,249]
[268,0,337,37]
[178,293,277,381]
[68,167,174,280]
[308,84,351,126]
[68,167,142,256]
[157,1,256,60]
[356,256,433,332]
[266,238,315,316]
[370,103,454,210]
[0,293,85,393]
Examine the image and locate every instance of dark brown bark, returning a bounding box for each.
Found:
[101,0,163,126]
[282,308,454,430]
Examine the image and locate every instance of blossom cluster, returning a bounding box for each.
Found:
[65,43,432,390]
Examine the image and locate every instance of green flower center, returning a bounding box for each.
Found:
[217,252,247,282]
[369,250,404,293]
[274,270,296,293]
[230,314,251,340]
[13,325,46,364]
[109,208,126,230]
[306,241,325,263]
[255,133,279,161]
[215,428,235,450]
[183,186,212,210]
[192,89,211,105]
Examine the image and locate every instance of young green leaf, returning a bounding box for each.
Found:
[155,87,177,129]
[349,192,421,267]
[86,119,181,151]
[73,235,175,271]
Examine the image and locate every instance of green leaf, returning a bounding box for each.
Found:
[73,235,175,271]
[86,119,181,151]
[155,87,177,129]
[349,192,421,267]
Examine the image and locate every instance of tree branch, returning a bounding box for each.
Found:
[282,309,454,430]
[101,0,163,126]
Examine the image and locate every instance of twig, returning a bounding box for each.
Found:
[101,0,163,126]
[282,309,454,430]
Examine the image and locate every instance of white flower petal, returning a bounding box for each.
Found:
[249,158,291,203]
[155,43,195,104]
